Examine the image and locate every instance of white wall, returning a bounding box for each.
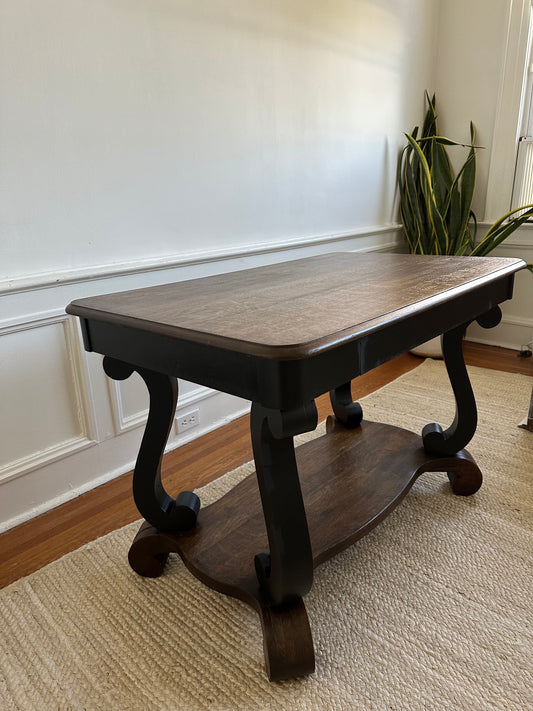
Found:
[1,0,437,281]
[1,0,440,530]
[432,0,509,216]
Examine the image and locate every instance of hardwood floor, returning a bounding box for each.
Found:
[1,343,531,589]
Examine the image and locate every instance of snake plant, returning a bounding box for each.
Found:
[398,92,533,272]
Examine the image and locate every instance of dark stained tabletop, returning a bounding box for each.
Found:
[66,252,524,359]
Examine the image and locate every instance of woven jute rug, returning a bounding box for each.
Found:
[1,360,532,711]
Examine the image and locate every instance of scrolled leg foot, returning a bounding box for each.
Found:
[128,521,174,578]
[446,452,483,496]
[258,598,315,681]
[421,450,483,496]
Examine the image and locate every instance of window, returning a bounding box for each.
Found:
[510,4,533,217]
[484,0,533,224]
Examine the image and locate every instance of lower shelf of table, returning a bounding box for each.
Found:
[128,417,482,680]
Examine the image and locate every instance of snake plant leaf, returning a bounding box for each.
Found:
[436,141,454,187]
[457,140,476,246]
[430,138,453,213]
[404,134,449,253]
[446,179,463,251]
[468,210,477,250]
[418,135,478,148]
[455,122,477,248]
[479,204,533,240]
[421,91,437,140]
[430,139,443,211]
[399,137,431,252]
[472,221,524,256]
[400,144,426,251]
[471,205,533,256]
[398,92,533,268]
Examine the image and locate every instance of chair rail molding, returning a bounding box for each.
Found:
[0,224,403,295]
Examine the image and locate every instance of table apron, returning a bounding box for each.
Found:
[80,273,514,410]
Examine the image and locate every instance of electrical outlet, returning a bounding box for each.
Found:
[176,408,200,433]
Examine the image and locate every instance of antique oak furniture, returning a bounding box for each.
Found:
[66,252,525,680]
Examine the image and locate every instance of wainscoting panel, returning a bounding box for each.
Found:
[0,313,95,485]
[108,370,149,435]
[108,371,213,436]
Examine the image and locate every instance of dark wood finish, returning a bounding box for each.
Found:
[128,519,316,681]
[66,253,521,358]
[2,344,530,592]
[127,417,482,680]
[422,306,503,456]
[5,253,530,680]
[103,357,200,531]
[250,401,318,606]
[1,343,530,674]
[329,382,363,428]
[64,255,529,679]
[423,322,477,455]
[0,353,424,590]
[67,253,523,411]
[259,597,315,680]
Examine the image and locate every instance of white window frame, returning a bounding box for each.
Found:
[510,3,533,216]
[485,0,533,226]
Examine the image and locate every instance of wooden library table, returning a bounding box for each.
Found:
[66,252,525,680]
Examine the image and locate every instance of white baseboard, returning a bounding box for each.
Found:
[467,315,533,351]
[0,395,250,534]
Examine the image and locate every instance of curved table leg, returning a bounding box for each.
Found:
[422,323,476,456]
[250,401,318,607]
[103,357,200,531]
[329,382,363,428]
[422,307,502,458]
